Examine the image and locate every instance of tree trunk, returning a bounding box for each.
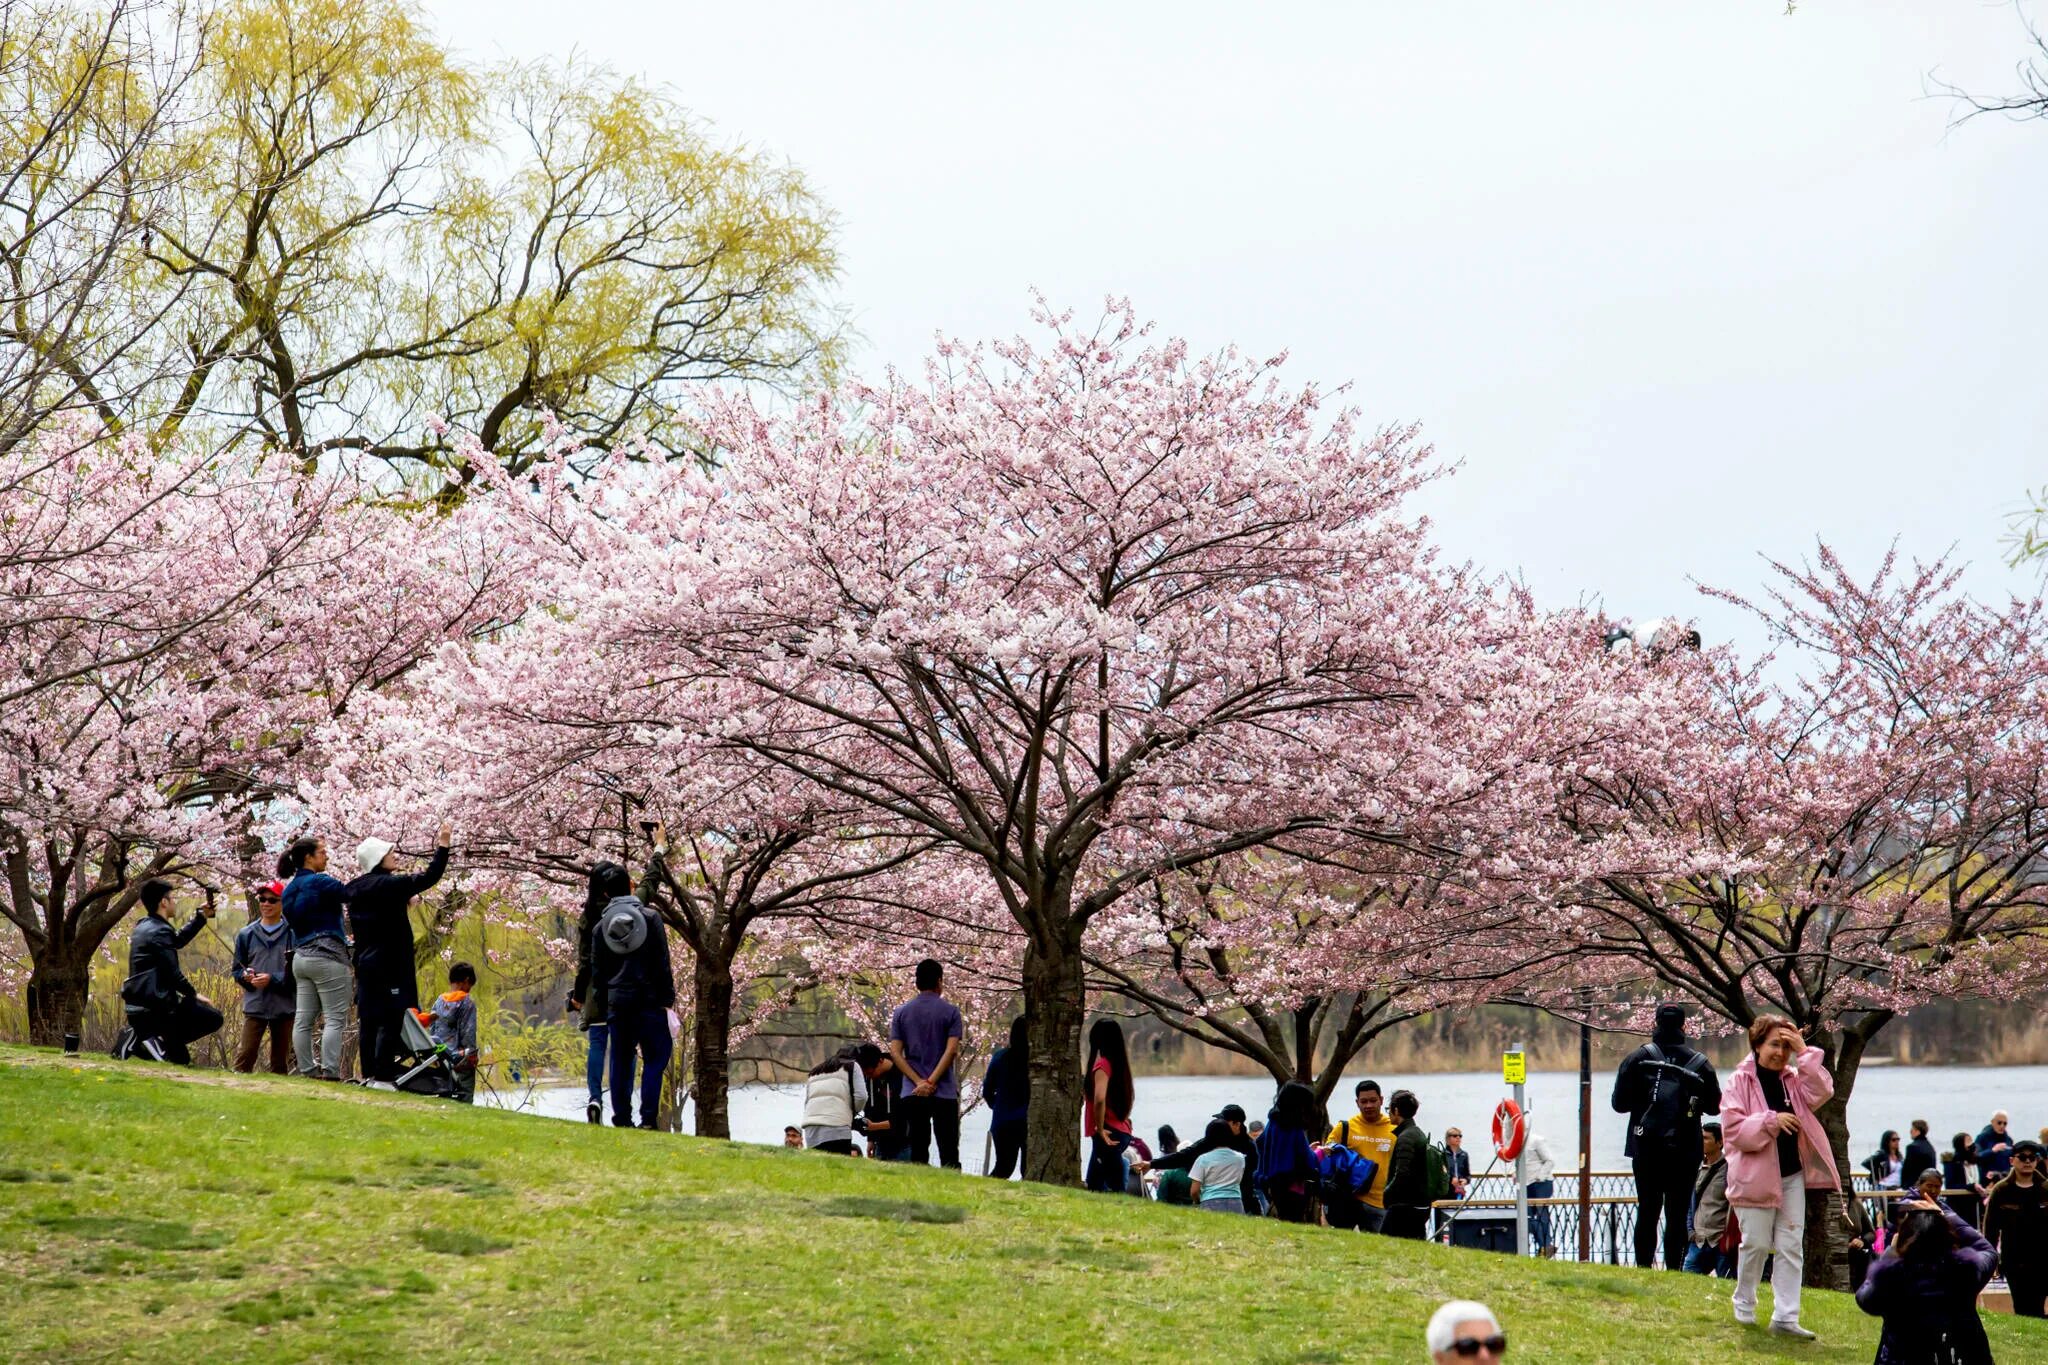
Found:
[692,955,735,1139]
[1804,1023,1877,1291]
[25,946,93,1047]
[1020,919,1087,1186]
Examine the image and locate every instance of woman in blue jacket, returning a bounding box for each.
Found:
[279,836,352,1079]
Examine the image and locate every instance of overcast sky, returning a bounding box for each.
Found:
[427,1,2046,651]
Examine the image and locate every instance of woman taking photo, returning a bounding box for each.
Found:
[1855,1202,1996,1365]
[1083,1019,1135,1193]
[1719,1014,1841,1342]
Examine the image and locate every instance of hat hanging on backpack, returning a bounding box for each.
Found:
[598,902,647,955]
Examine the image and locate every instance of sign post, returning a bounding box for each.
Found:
[1506,1044,1528,1256]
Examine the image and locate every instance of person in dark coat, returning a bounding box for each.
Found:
[1983,1138,2048,1317]
[345,824,452,1082]
[119,879,224,1064]
[1141,1102,1262,1214]
[982,1015,1030,1179]
[591,835,676,1129]
[1900,1120,1939,1192]
[1611,1002,1722,1270]
[1855,1202,1996,1365]
[1382,1089,1433,1239]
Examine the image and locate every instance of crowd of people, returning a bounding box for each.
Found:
[111,825,479,1098]
[104,854,2045,1358]
[796,980,2044,1357]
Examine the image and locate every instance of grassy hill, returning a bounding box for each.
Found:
[1,1048,2041,1364]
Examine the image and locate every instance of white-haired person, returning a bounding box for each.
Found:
[1426,1301,1506,1362]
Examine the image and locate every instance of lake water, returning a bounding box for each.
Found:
[487,1063,2048,1172]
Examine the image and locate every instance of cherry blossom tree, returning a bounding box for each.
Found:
[538,300,1555,1183]
[1551,549,2048,1285]
[0,425,531,1043]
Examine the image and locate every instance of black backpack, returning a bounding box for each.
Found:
[1632,1044,1710,1144]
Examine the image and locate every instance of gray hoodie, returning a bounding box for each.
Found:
[230,918,296,1019]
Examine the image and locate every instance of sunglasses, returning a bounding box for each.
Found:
[1449,1335,1507,1357]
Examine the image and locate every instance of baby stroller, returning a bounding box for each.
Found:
[392,1008,467,1100]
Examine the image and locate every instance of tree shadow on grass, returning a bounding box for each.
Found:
[415,1228,514,1255]
[33,1213,221,1251]
[818,1196,968,1225]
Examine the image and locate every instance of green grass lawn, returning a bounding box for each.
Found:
[1,1047,2041,1364]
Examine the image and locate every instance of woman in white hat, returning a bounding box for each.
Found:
[345,822,453,1083]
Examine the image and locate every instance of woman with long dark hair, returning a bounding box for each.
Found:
[569,861,625,1125]
[983,1014,1029,1179]
[278,835,352,1080]
[1855,1202,1996,1364]
[1083,1018,1135,1193]
[1255,1081,1322,1223]
[1867,1130,1904,1190]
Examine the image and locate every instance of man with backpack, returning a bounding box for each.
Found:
[1612,1002,1723,1269]
[1324,1079,1397,1232]
[1383,1089,1448,1239]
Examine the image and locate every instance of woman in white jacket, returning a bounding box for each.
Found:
[802,1043,885,1155]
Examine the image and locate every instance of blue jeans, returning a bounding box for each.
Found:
[1683,1242,1733,1277]
[584,1022,609,1103]
[1527,1178,1555,1249]
[607,1005,672,1128]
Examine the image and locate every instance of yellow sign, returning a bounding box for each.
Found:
[1502,1051,1526,1085]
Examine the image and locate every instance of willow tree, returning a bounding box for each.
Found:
[19,0,841,478]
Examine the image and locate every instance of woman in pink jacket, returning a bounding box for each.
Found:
[1718,1014,1842,1341]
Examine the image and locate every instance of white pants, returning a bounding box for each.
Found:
[1732,1172,1805,1325]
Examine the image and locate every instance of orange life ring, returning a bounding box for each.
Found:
[1492,1098,1527,1163]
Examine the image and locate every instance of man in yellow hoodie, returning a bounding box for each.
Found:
[1326,1079,1397,1232]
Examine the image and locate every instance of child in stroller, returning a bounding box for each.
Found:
[395,961,480,1102]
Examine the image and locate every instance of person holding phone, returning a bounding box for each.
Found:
[118,879,224,1064]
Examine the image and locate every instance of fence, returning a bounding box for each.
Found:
[1432,1171,1925,1267]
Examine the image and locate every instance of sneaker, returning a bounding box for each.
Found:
[1733,1306,1757,1326]
[586,1099,602,1125]
[1769,1321,1815,1341]
[138,1037,168,1063]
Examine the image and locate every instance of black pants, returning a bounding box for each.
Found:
[2009,1264,2047,1318]
[1268,1184,1314,1224]
[1632,1150,1701,1269]
[989,1116,1026,1178]
[357,988,408,1081]
[1384,1206,1429,1239]
[901,1095,961,1169]
[811,1137,857,1156]
[607,1003,674,1128]
[1086,1129,1132,1192]
[127,998,225,1064]
[1328,1197,1387,1232]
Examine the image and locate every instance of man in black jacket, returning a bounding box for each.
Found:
[1612,1002,1722,1270]
[1382,1090,1433,1240]
[1140,1103,1261,1213]
[1900,1119,1940,1192]
[1985,1139,2048,1317]
[346,825,453,1082]
[592,843,677,1130]
[120,880,224,1064]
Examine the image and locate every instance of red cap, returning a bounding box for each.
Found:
[254,879,285,899]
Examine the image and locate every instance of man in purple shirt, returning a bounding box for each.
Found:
[887,958,965,1169]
